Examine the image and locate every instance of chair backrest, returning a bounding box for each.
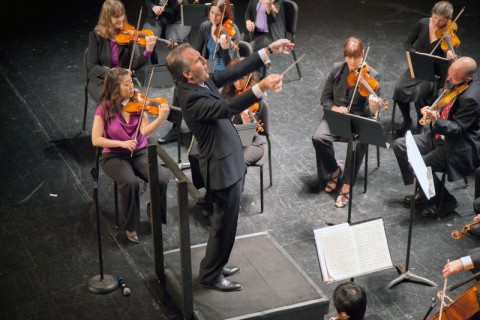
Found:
[238,40,254,58]
[257,100,270,136]
[283,0,298,36]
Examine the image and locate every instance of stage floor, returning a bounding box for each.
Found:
[1,0,480,319]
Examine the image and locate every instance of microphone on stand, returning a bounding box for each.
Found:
[118,276,131,296]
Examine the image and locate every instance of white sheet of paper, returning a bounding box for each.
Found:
[405,131,435,199]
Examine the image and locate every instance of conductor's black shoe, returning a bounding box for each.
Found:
[421,197,458,218]
[222,266,240,277]
[200,276,242,292]
[469,223,480,237]
[403,193,425,207]
[157,128,178,144]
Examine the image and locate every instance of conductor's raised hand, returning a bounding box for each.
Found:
[259,74,283,93]
[268,39,294,55]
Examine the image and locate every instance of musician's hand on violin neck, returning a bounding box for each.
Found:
[446,50,456,60]
[442,259,464,278]
[144,35,157,52]
[153,6,164,16]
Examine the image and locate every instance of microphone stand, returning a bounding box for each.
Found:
[87,149,118,294]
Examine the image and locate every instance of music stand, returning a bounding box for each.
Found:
[386,131,437,289]
[406,51,450,93]
[323,109,387,224]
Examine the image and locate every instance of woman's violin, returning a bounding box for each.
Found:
[124,91,168,116]
[451,219,480,239]
[431,7,465,59]
[418,82,469,126]
[213,19,239,51]
[347,65,389,111]
[116,24,178,48]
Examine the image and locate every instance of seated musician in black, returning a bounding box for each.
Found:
[393,57,480,218]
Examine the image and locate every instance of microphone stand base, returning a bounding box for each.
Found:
[385,264,437,289]
[87,274,119,294]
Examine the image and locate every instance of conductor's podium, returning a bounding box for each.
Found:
[163,231,330,320]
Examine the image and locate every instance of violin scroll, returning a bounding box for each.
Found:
[451,219,480,240]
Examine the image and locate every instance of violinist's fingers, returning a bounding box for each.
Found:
[474,214,480,221]
[420,106,429,115]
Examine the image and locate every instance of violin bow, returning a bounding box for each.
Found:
[438,261,449,320]
[129,6,144,71]
[429,6,465,55]
[348,44,371,113]
[131,65,155,157]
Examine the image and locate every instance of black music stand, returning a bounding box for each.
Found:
[406,51,450,93]
[323,109,387,224]
[386,131,437,289]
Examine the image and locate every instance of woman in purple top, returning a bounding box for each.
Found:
[92,67,170,243]
[87,0,157,102]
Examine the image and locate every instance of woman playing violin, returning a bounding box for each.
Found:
[392,1,457,136]
[312,36,382,208]
[87,0,157,102]
[393,57,480,218]
[222,57,267,165]
[92,67,170,243]
[194,0,240,72]
[245,0,285,51]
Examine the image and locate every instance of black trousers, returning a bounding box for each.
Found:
[100,150,169,232]
[312,119,367,184]
[392,133,452,203]
[199,175,245,284]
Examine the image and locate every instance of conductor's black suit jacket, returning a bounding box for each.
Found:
[177,52,265,190]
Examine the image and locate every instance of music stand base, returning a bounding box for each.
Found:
[87,274,119,294]
[385,264,437,289]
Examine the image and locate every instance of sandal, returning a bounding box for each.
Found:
[324,167,342,193]
[335,191,349,208]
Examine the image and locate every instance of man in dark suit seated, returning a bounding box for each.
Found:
[165,39,293,291]
[393,57,480,218]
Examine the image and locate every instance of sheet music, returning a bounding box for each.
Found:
[405,131,435,199]
[314,218,393,282]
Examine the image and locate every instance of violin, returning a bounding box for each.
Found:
[347,65,389,111]
[427,282,480,319]
[116,24,178,48]
[124,91,168,116]
[451,219,480,239]
[213,19,239,51]
[435,20,460,56]
[419,82,469,126]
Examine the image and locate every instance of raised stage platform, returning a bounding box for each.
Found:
[163,231,330,320]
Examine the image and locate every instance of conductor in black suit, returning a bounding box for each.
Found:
[165,39,293,291]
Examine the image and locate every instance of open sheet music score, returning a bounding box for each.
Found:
[314,218,393,283]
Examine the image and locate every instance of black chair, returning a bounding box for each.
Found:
[282,0,302,79]
[238,40,254,58]
[249,101,272,213]
[82,47,92,132]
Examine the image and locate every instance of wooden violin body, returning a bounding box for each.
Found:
[428,282,480,319]
[116,24,178,48]
[124,91,167,116]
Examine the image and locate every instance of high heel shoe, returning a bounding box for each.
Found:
[394,118,412,136]
[324,167,342,193]
[125,231,139,244]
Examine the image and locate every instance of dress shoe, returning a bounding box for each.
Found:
[394,119,412,137]
[126,232,139,244]
[222,266,240,277]
[403,193,425,207]
[421,196,458,218]
[200,275,242,292]
[157,127,178,145]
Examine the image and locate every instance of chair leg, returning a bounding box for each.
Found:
[376,145,380,168]
[364,145,369,193]
[83,85,88,132]
[260,166,264,213]
[267,136,272,186]
[291,48,302,79]
[390,101,397,134]
[114,182,119,228]
[437,173,447,214]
